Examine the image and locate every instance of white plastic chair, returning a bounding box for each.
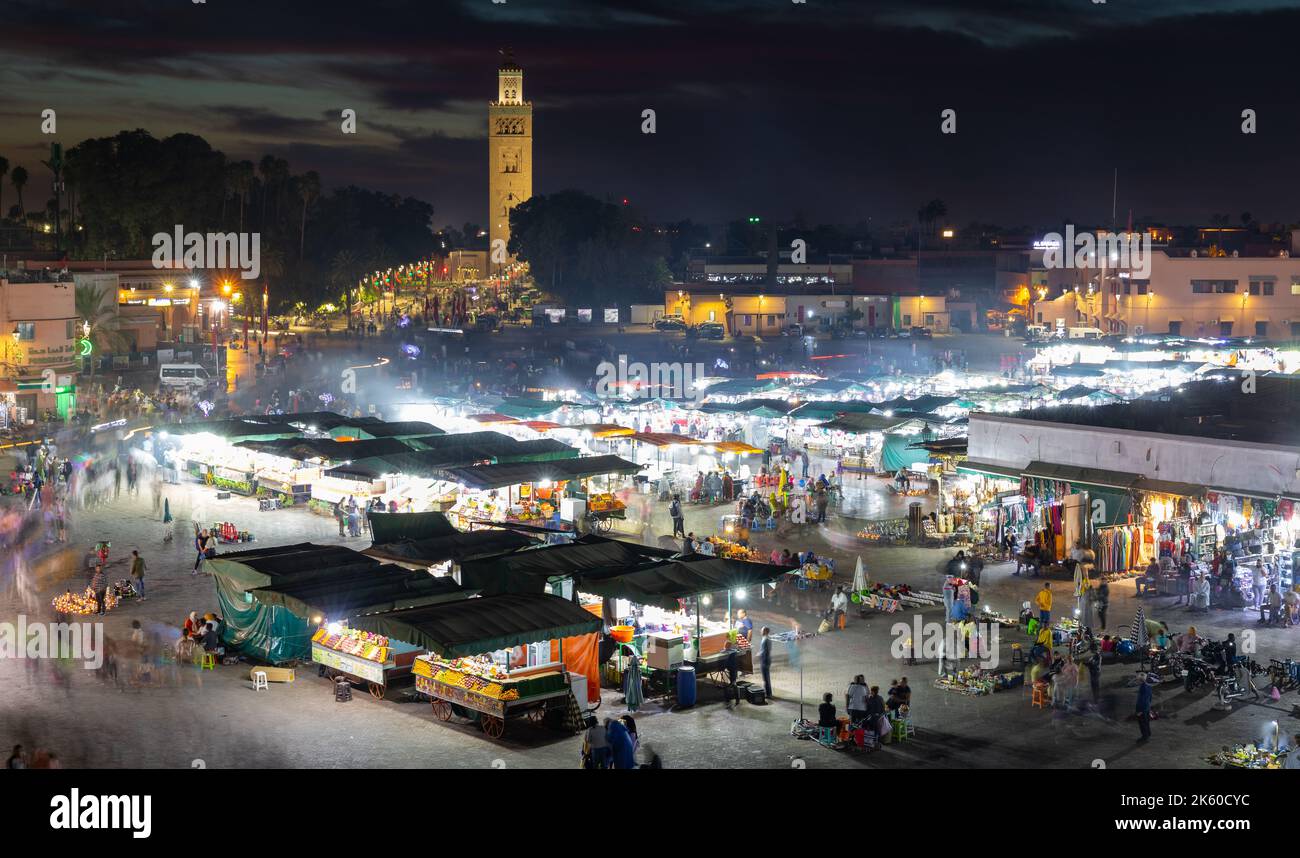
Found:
[252,671,269,692]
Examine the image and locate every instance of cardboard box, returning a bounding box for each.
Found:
[250,666,295,683]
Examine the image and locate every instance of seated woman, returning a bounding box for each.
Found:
[182,612,201,640]
[198,623,223,654]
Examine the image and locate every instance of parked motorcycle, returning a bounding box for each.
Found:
[1215,660,1263,706]
[1182,643,1220,693]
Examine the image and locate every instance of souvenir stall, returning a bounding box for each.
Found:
[1021,475,1090,574]
[350,593,601,739]
[949,464,1027,552]
[1092,524,1144,576]
[934,668,1023,696]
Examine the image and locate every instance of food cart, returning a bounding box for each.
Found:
[311,625,424,699]
[582,492,626,533]
[349,593,602,740]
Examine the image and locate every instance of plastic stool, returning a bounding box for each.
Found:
[252,671,268,691]
[1011,643,1024,668]
[891,719,909,742]
[200,652,217,671]
[1031,685,1047,708]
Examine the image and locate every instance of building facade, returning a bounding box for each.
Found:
[0,274,79,421]
[488,53,533,273]
[1030,248,1300,338]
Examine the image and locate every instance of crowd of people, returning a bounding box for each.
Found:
[817,674,912,746]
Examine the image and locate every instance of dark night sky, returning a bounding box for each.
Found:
[2,0,1298,231]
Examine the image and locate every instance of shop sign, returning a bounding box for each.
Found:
[311,644,384,683]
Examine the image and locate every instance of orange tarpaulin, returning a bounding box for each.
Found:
[469,413,518,424]
[550,632,600,704]
[631,432,699,447]
[573,423,635,438]
[711,441,763,455]
[521,420,564,432]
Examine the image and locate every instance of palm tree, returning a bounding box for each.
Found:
[0,156,8,222]
[75,283,130,372]
[331,249,362,327]
[296,171,320,258]
[258,155,277,228]
[11,165,28,218]
[232,161,254,232]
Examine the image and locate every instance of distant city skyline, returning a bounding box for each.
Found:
[2,0,1298,230]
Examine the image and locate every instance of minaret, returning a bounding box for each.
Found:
[488,50,533,271]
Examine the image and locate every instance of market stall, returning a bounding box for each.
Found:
[207,542,472,664]
[309,625,425,699]
[350,593,602,738]
[577,555,792,697]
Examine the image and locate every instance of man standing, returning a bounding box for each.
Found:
[735,608,753,644]
[1096,579,1110,630]
[129,549,146,602]
[831,585,849,630]
[1252,564,1267,611]
[758,626,773,700]
[669,494,685,538]
[1136,673,1154,741]
[1035,581,1053,627]
[91,564,107,616]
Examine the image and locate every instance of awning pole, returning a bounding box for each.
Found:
[695,595,702,662]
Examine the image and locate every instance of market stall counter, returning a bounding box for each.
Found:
[310,626,425,699]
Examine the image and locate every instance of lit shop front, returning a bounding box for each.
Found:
[430,455,642,531]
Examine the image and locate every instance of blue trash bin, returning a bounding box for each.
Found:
[676,665,697,708]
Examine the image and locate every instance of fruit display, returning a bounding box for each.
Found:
[52,587,119,615]
[588,493,625,513]
[311,627,390,663]
[707,537,763,562]
[415,655,523,700]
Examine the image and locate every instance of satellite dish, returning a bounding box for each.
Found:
[1232,250,1239,258]
[1189,250,1198,258]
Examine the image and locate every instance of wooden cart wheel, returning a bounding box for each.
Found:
[526,706,547,724]
[367,681,386,700]
[431,699,453,721]
[596,517,613,534]
[480,714,506,738]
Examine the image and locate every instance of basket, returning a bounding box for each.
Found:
[610,625,635,643]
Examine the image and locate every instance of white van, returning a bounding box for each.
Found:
[159,363,213,388]
[1066,327,1105,340]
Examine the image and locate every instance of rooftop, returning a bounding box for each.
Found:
[998,376,1300,447]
